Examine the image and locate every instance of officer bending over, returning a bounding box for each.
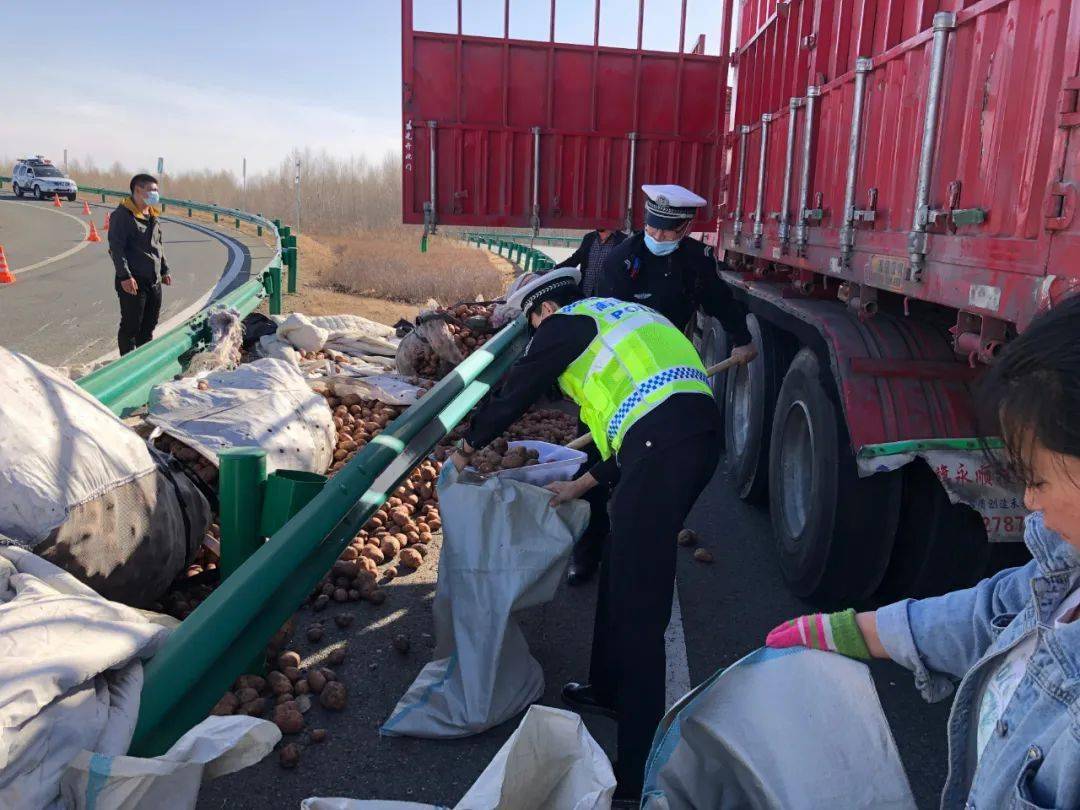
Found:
[450,269,721,803]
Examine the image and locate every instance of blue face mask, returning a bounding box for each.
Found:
[144,190,161,207]
[644,232,680,256]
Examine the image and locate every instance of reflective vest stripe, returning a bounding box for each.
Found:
[605,365,709,441]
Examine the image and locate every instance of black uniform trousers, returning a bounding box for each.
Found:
[116,278,162,355]
[588,424,720,795]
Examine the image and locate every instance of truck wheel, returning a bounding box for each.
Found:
[700,317,730,449]
[34,185,43,200]
[68,193,77,202]
[724,314,789,504]
[13,182,22,198]
[769,348,902,604]
[874,461,990,603]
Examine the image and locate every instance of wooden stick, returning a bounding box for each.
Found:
[565,356,740,451]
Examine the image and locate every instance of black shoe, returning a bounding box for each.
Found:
[567,558,598,585]
[561,682,618,719]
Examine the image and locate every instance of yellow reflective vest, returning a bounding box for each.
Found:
[556,298,712,460]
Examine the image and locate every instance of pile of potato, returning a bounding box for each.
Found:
[465,437,541,475]
[409,302,497,380]
[445,302,496,357]
[325,396,406,475]
[210,648,348,768]
[502,408,579,446]
[154,434,219,488]
[434,407,580,462]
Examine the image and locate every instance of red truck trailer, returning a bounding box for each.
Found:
[401,0,1080,603]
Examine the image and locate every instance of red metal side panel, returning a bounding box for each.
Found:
[720,0,1080,332]
[401,1,731,231]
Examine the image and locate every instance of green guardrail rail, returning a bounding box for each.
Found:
[0,175,296,416]
[457,231,560,273]
[131,314,529,755]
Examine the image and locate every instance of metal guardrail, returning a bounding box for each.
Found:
[458,230,581,248]
[0,176,293,416]
[458,232,559,272]
[132,315,528,756]
[129,234,545,755]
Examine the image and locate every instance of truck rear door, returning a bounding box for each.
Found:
[401,0,735,232]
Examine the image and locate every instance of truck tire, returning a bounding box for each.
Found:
[13,182,22,198]
[874,461,990,602]
[699,317,730,450]
[33,185,43,200]
[724,314,789,504]
[769,348,902,604]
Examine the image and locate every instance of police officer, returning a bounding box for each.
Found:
[450,269,721,802]
[561,185,756,586]
[600,184,755,356]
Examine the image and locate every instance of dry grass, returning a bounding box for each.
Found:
[319,227,511,306]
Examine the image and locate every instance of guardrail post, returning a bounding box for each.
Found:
[256,214,263,237]
[268,263,282,315]
[218,448,268,581]
[286,234,298,294]
[235,216,241,229]
[213,211,219,223]
[101,193,107,203]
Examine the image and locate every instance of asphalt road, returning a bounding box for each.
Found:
[199,455,951,809]
[0,195,273,367]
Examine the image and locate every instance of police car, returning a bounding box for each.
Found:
[11,157,78,201]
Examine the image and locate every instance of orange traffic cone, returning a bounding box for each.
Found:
[0,245,14,284]
[52,193,62,208]
[82,200,91,216]
[102,212,110,231]
[87,222,102,243]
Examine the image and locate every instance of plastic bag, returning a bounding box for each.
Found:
[307,706,614,810]
[381,466,589,738]
[642,647,916,810]
[61,716,281,810]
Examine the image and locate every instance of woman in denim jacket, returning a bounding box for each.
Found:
[768,294,1080,809]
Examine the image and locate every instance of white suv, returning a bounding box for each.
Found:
[11,157,78,201]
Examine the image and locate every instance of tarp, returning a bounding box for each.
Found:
[0,546,170,809]
[0,348,158,545]
[305,706,614,810]
[147,358,336,474]
[381,466,589,738]
[642,647,916,810]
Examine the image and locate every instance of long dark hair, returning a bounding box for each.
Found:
[977,294,1080,484]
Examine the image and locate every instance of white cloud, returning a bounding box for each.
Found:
[2,63,400,175]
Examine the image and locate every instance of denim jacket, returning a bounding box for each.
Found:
[877,512,1080,809]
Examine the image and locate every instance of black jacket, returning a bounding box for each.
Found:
[598,232,751,346]
[108,198,169,282]
[554,229,628,271]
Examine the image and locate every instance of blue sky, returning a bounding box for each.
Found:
[4,0,725,177]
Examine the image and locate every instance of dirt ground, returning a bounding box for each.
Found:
[273,233,514,326]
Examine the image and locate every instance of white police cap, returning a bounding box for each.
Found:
[504,267,582,315]
[642,184,707,227]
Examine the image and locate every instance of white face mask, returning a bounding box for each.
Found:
[144,190,161,206]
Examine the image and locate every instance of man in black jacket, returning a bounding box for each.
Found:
[554,227,627,297]
[108,173,171,355]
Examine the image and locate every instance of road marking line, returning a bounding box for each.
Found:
[0,199,91,273]
[87,218,246,365]
[665,587,692,709]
